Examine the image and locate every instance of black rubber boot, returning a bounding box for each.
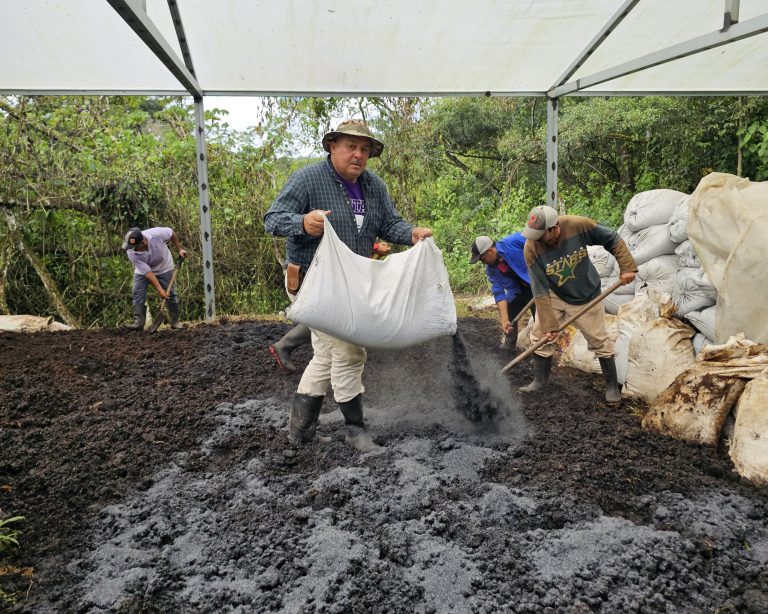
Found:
[338,394,381,452]
[270,324,312,373]
[126,304,146,331]
[518,354,552,393]
[599,356,622,406]
[500,322,519,351]
[166,302,183,329]
[288,393,329,445]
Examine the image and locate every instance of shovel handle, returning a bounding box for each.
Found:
[509,297,535,327]
[500,281,622,374]
[165,256,185,296]
[148,257,185,334]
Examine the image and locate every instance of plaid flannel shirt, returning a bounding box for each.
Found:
[264,157,414,269]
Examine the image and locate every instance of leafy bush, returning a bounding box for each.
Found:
[0,515,25,607]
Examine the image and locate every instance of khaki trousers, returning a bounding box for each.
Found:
[297,329,367,402]
[530,291,614,359]
[286,272,366,402]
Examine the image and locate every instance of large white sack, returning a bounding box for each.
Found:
[623,189,688,232]
[625,224,679,266]
[643,369,746,446]
[606,260,639,295]
[691,332,713,355]
[603,292,635,316]
[617,224,632,241]
[636,255,679,295]
[606,274,638,295]
[287,219,457,349]
[614,288,670,385]
[667,195,692,243]
[674,240,701,268]
[685,306,716,340]
[516,316,535,352]
[729,370,768,485]
[587,245,616,278]
[0,315,73,332]
[605,253,677,297]
[688,172,768,344]
[644,336,768,452]
[672,267,717,316]
[623,312,696,403]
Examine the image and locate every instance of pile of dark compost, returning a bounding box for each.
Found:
[1,317,766,613]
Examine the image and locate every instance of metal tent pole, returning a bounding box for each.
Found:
[546,96,558,208]
[194,98,216,321]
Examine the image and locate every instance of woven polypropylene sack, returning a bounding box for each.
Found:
[624,189,687,232]
[287,218,457,349]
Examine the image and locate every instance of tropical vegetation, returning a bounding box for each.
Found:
[1,95,767,326]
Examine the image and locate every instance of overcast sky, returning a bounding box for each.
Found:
[205,96,261,132]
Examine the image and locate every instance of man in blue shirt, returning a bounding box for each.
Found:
[265,120,431,452]
[470,233,535,350]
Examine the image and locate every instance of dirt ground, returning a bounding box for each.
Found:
[1,316,767,613]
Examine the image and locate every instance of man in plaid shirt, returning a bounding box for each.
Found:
[264,119,432,451]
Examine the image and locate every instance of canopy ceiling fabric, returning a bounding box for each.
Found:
[2,0,767,97]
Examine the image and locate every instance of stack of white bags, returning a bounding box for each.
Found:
[565,173,768,403]
[594,188,717,352]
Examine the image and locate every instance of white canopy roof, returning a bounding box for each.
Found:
[2,0,767,97]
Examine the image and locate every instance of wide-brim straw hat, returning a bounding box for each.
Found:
[321,119,384,157]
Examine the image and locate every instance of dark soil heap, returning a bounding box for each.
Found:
[1,317,767,613]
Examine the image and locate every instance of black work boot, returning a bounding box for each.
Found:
[126,304,146,331]
[499,322,519,351]
[270,324,311,373]
[518,354,552,393]
[166,302,183,329]
[599,356,622,406]
[338,394,382,452]
[288,394,329,445]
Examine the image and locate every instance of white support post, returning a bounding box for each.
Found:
[546,97,559,208]
[194,98,216,321]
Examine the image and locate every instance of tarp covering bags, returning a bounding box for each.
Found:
[0,315,72,332]
[730,370,768,485]
[622,301,696,403]
[688,172,768,344]
[643,335,768,483]
[287,218,457,349]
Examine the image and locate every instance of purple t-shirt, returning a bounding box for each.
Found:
[336,173,365,230]
[126,227,175,276]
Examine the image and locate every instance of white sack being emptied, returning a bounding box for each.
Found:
[287,218,457,349]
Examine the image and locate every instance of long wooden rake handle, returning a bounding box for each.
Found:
[509,297,535,327]
[500,281,623,374]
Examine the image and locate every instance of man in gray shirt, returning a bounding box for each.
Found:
[122,226,187,331]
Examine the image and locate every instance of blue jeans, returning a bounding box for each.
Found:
[132,270,177,307]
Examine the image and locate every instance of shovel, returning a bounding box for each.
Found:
[500,280,622,374]
[500,296,536,347]
[148,257,184,334]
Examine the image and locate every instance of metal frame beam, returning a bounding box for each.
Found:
[549,12,768,98]
[106,0,202,98]
[551,0,640,89]
[167,0,196,78]
[165,0,216,321]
